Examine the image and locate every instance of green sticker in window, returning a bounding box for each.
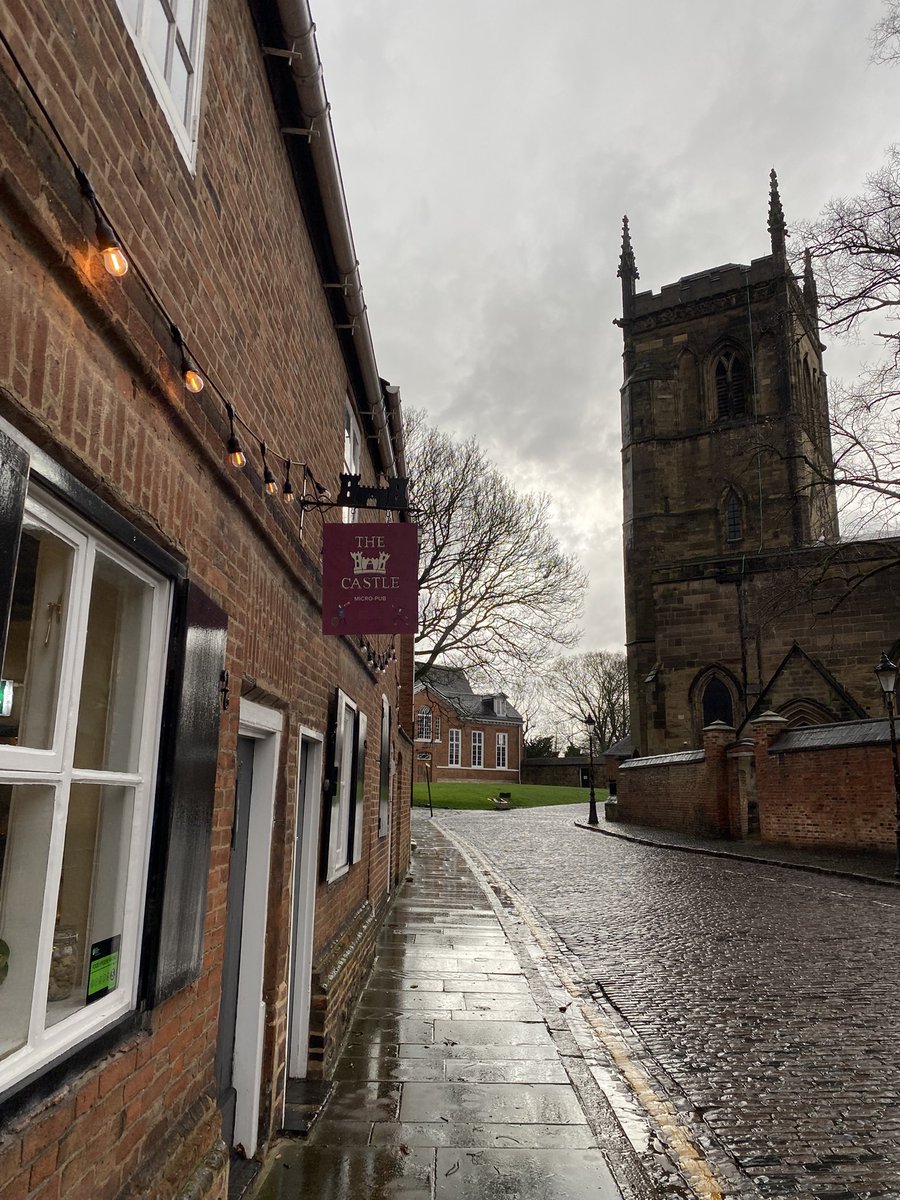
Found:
[86,935,121,1004]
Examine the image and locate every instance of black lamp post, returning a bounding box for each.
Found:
[582,713,599,826]
[874,652,900,879]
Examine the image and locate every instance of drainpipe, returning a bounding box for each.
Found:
[272,0,399,477]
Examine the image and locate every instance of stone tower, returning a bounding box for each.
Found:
[619,174,839,755]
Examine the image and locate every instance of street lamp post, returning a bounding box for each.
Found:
[874,652,900,879]
[583,713,599,826]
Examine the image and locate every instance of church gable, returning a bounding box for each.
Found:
[741,642,866,731]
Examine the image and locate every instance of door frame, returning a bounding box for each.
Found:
[231,698,282,1157]
[285,726,323,1084]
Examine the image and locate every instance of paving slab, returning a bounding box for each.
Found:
[434,1147,621,1199]
[248,816,632,1200]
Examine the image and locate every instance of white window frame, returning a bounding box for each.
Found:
[471,730,484,769]
[432,713,441,742]
[416,706,432,742]
[496,731,508,770]
[448,728,461,768]
[326,690,366,881]
[343,401,362,523]
[114,0,209,170]
[0,488,171,1092]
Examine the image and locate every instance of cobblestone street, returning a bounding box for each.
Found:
[432,806,900,1200]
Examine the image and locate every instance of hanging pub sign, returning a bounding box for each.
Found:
[322,523,418,635]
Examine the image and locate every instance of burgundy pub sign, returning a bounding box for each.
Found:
[322,523,418,635]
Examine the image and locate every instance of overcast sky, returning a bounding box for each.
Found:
[313,1,899,654]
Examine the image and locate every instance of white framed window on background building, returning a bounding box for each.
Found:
[0,487,171,1091]
[496,732,508,769]
[448,729,461,767]
[114,0,209,167]
[471,730,483,769]
[416,706,432,742]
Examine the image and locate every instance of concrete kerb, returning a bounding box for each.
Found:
[573,821,900,889]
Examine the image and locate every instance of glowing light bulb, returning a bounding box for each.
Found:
[264,472,279,496]
[102,244,129,277]
[226,437,246,469]
[282,480,295,503]
[183,367,204,393]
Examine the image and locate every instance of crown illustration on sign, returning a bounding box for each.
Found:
[351,550,389,574]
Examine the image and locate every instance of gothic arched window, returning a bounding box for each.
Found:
[725,492,743,543]
[416,706,432,741]
[714,351,747,419]
[701,677,733,727]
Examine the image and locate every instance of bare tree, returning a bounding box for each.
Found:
[871,0,900,64]
[407,410,585,675]
[795,148,900,530]
[546,650,629,752]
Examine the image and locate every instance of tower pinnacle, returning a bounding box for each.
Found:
[618,215,639,284]
[618,215,639,318]
[768,169,787,260]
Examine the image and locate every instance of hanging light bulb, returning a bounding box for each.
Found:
[282,461,295,503]
[260,442,279,495]
[95,211,129,277]
[74,168,129,279]
[171,325,204,392]
[225,403,246,469]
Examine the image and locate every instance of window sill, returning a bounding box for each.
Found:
[326,863,350,885]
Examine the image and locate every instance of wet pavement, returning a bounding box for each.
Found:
[435,805,900,1200]
[251,817,650,1200]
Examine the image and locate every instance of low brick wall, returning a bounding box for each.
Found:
[308,901,377,1079]
[521,757,604,788]
[753,717,896,852]
[611,715,897,852]
[617,751,709,832]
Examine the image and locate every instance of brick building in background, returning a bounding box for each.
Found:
[0,2,413,1197]
[414,667,523,785]
[613,175,899,848]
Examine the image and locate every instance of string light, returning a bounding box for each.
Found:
[73,166,129,278]
[225,403,246,469]
[260,442,279,495]
[171,325,204,392]
[0,33,414,544]
[95,212,129,277]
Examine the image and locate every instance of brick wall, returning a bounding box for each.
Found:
[614,714,897,854]
[752,716,896,852]
[615,724,735,836]
[0,1,413,1196]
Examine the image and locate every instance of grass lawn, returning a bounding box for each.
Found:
[412,781,608,811]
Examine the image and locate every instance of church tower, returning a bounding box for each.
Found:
[619,174,838,755]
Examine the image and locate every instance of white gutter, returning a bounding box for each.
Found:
[272,0,399,477]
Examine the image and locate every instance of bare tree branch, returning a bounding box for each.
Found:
[406,409,586,676]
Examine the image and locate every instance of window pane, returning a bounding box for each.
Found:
[145,0,172,76]
[45,784,135,1028]
[1,524,74,750]
[74,553,155,773]
[0,784,55,1061]
[119,0,140,29]
[173,0,195,47]
[169,45,190,123]
[329,707,355,874]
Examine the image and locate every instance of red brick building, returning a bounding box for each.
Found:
[0,3,413,1197]
[414,667,523,784]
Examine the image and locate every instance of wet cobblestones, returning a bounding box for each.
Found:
[435,806,900,1200]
